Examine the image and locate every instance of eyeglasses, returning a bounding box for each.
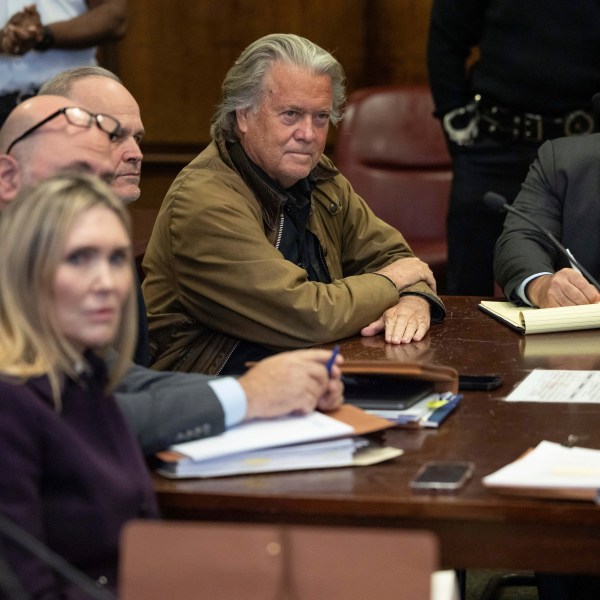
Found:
[6,106,122,154]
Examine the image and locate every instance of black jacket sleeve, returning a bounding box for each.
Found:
[427,0,488,117]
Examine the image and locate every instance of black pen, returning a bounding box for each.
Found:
[326,345,341,376]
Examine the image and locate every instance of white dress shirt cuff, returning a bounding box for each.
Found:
[515,272,553,306]
[207,377,247,428]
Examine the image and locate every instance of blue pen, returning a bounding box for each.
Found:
[326,345,341,376]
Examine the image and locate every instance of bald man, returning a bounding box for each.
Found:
[0,95,344,454]
[41,67,150,364]
[39,66,143,204]
[0,94,115,203]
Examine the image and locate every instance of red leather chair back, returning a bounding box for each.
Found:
[334,85,451,289]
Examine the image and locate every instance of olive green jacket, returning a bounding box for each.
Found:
[142,139,445,374]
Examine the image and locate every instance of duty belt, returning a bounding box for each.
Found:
[478,97,596,143]
[442,95,596,146]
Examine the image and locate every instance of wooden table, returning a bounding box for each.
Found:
[154,296,600,573]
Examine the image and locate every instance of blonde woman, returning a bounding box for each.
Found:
[0,174,159,598]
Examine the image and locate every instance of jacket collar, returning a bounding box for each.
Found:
[217,136,339,230]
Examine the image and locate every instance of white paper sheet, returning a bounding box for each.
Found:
[505,369,600,403]
[170,411,355,461]
[483,441,600,490]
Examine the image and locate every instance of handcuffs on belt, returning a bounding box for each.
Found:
[442,94,596,146]
[442,96,481,146]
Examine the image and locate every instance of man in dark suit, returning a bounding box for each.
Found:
[494,133,600,308]
[494,134,600,600]
[0,93,344,455]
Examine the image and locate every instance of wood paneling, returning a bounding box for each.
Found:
[365,0,433,85]
[116,0,368,145]
[105,0,434,211]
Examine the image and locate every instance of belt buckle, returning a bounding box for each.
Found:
[564,110,595,136]
[522,113,544,143]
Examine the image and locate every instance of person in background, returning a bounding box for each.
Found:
[0,94,344,456]
[143,33,445,377]
[39,66,143,205]
[427,0,600,296]
[0,173,158,597]
[0,0,127,126]
[40,66,150,365]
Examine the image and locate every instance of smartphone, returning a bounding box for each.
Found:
[410,461,474,491]
[459,374,503,391]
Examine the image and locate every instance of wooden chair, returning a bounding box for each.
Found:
[334,85,451,292]
[119,520,440,600]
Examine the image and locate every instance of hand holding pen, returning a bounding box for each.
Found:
[326,345,341,377]
[240,348,344,419]
[320,345,344,411]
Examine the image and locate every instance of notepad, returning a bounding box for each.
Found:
[479,300,600,334]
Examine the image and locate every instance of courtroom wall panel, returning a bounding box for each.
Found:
[109,0,433,211]
[364,0,433,85]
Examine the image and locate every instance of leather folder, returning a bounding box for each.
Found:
[340,360,459,395]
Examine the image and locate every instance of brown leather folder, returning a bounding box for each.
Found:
[341,360,459,395]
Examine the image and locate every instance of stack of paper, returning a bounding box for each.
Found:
[156,405,401,479]
[483,441,600,501]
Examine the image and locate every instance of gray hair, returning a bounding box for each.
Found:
[210,33,346,142]
[39,66,122,97]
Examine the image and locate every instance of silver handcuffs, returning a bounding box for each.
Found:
[442,96,480,146]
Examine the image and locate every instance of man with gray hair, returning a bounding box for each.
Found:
[143,33,445,376]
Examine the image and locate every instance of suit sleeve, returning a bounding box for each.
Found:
[494,140,563,301]
[115,361,226,455]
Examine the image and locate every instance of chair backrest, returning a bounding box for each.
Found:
[119,520,438,600]
[334,85,451,282]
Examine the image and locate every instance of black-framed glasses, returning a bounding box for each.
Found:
[6,106,122,154]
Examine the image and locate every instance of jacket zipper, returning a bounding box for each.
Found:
[275,212,284,250]
[318,243,332,282]
[215,340,239,375]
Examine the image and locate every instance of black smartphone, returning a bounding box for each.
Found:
[458,374,503,391]
[410,461,474,491]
